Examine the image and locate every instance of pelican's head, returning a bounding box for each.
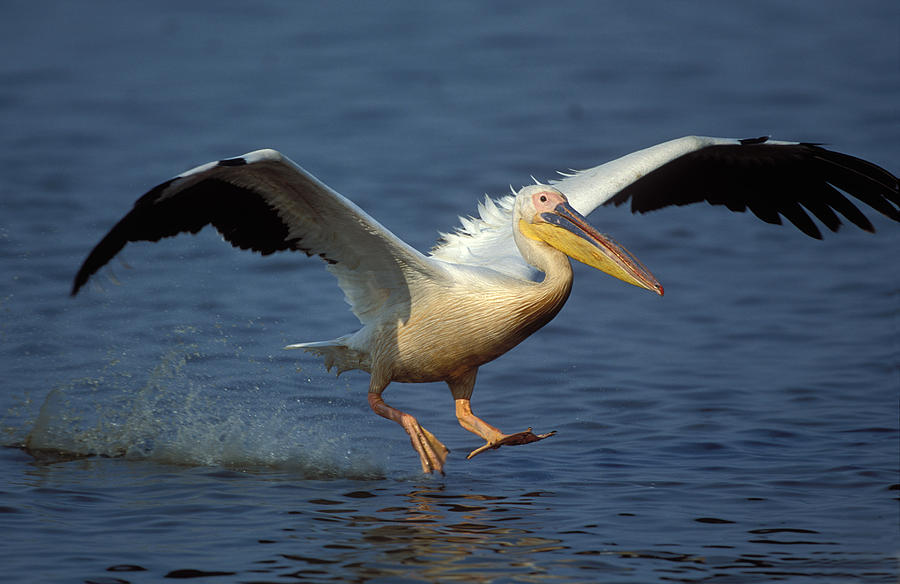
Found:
[514,185,663,295]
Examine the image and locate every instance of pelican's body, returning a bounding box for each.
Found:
[338,263,572,384]
[72,136,899,473]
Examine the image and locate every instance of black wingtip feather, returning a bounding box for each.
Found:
[603,140,898,239]
[71,218,132,296]
[71,176,300,295]
[217,157,248,167]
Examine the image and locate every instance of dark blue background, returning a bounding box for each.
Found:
[1,2,897,582]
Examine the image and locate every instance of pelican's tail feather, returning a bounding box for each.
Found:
[284,337,369,376]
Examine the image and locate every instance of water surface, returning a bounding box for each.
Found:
[1,2,897,582]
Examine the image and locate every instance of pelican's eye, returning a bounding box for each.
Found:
[539,195,547,202]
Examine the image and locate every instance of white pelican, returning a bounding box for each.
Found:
[71,136,899,474]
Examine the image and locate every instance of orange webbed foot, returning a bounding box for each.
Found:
[466,428,556,460]
[370,392,449,474]
[400,414,450,474]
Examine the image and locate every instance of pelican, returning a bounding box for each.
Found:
[71,136,899,474]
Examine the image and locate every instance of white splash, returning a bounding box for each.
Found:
[24,332,387,479]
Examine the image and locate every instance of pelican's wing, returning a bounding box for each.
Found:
[72,149,446,325]
[553,136,899,239]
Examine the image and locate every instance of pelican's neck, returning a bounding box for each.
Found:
[532,244,573,288]
[503,240,574,344]
[514,224,573,286]
[512,230,575,325]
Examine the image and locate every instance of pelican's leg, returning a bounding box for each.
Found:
[454,398,556,460]
[448,370,555,461]
[368,391,449,474]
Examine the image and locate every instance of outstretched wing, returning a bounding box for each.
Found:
[72,149,445,325]
[554,136,899,239]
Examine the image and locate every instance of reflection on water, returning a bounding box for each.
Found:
[332,488,565,583]
[264,486,894,583]
[7,441,896,583]
[247,487,615,583]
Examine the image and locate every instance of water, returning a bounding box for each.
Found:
[2,1,898,582]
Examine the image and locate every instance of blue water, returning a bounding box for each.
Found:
[2,2,898,582]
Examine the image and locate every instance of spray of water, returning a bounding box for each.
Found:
[23,331,388,479]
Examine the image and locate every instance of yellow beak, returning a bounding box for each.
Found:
[520,202,663,295]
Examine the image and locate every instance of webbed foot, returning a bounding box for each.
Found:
[400,414,450,474]
[466,428,556,460]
